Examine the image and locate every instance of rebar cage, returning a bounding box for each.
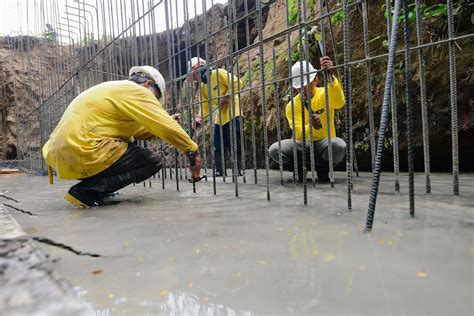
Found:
[4,0,473,230]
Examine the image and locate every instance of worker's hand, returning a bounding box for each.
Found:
[220,95,230,106]
[194,114,203,128]
[320,56,334,83]
[312,113,322,130]
[171,113,181,123]
[189,150,203,179]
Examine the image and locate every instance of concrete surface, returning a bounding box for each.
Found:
[0,205,92,315]
[1,171,473,315]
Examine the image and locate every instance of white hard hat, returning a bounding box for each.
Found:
[129,65,166,103]
[291,60,317,89]
[188,57,206,72]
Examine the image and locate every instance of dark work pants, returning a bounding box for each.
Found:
[72,143,162,198]
[213,117,243,172]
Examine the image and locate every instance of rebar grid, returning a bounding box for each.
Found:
[8,0,470,230]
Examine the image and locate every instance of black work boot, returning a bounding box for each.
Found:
[316,162,330,183]
[65,185,102,208]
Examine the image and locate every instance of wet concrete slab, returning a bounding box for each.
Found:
[1,171,473,315]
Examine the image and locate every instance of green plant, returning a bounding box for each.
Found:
[291,51,300,62]
[330,0,354,25]
[43,31,56,42]
[383,3,448,24]
[423,4,448,19]
[288,0,298,25]
[331,11,344,24]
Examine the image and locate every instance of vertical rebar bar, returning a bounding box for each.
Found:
[365,0,401,232]
[201,0,217,194]
[273,48,284,186]
[343,0,352,209]
[403,0,415,216]
[361,0,376,171]
[414,0,431,194]
[385,0,401,192]
[319,0,335,187]
[447,0,459,196]
[257,0,270,201]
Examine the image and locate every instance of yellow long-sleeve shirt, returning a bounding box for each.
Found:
[43,80,198,180]
[199,68,242,125]
[286,77,345,141]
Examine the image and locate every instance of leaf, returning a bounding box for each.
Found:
[92,269,103,275]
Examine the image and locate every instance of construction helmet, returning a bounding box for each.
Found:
[291,60,317,89]
[129,65,166,104]
[188,57,206,72]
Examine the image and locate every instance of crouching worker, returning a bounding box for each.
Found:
[268,57,346,182]
[188,57,243,177]
[42,66,202,207]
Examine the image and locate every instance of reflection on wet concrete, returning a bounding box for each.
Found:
[75,287,253,316]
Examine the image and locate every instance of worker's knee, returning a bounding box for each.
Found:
[331,138,347,165]
[268,142,279,162]
[146,151,163,172]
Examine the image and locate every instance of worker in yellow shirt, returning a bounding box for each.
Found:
[42,66,202,207]
[188,57,243,177]
[268,57,346,182]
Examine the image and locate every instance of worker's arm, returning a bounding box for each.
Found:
[217,69,232,106]
[117,88,198,153]
[286,99,313,141]
[327,77,345,110]
[198,87,210,120]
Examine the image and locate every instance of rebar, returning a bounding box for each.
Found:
[365,0,402,232]
[447,0,459,196]
[7,0,470,232]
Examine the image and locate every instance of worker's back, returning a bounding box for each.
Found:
[43,80,155,179]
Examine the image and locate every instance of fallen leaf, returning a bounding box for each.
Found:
[259,260,266,265]
[160,290,169,297]
[195,249,201,254]
[188,282,193,288]
[416,272,427,278]
[470,247,474,253]
[92,269,103,275]
[323,254,336,262]
[377,240,386,245]
[203,296,209,304]
[107,293,114,299]
[203,243,209,247]
[312,249,318,256]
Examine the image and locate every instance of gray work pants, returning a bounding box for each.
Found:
[268,137,346,170]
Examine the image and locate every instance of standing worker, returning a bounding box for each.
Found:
[268,57,346,182]
[43,66,202,207]
[188,57,243,177]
